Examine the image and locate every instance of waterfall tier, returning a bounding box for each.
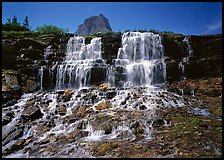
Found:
[56,36,105,89]
[111,32,166,87]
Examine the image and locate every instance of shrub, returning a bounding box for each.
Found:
[35,25,68,36]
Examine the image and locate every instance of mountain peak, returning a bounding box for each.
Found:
[75,14,112,36]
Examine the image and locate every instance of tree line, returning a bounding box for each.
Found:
[2,16,69,36]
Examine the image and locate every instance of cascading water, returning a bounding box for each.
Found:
[4,32,205,158]
[179,36,193,80]
[55,36,102,89]
[111,32,166,87]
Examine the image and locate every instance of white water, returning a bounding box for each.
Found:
[179,37,193,80]
[111,32,166,86]
[44,45,54,63]
[55,36,106,89]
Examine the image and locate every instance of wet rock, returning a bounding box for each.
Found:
[39,138,50,145]
[58,105,67,115]
[131,121,140,129]
[2,99,17,108]
[132,111,143,116]
[2,92,14,104]
[4,74,19,89]
[72,105,91,118]
[99,83,109,88]
[2,81,11,92]
[26,79,38,92]
[2,127,24,146]
[66,130,88,142]
[62,89,73,101]
[63,89,74,97]
[24,137,37,146]
[21,105,43,121]
[3,139,26,155]
[152,119,164,128]
[36,124,51,135]
[103,124,113,135]
[106,91,117,99]
[95,100,112,110]
[2,111,15,126]
[139,105,147,110]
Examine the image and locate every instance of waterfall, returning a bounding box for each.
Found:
[54,36,107,89]
[179,37,193,80]
[112,32,166,87]
[39,32,167,90]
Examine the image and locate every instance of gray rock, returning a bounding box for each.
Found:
[2,126,24,146]
[21,105,43,121]
[5,74,19,89]
[26,79,38,92]
[76,14,112,36]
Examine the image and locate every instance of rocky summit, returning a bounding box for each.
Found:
[76,14,112,36]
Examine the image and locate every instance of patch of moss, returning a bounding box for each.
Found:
[171,116,200,137]
[208,105,222,117]
[215,127,222,132]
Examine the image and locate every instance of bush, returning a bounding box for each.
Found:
[35,25,68,36]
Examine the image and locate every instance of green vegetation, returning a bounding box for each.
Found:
[2,16,69,38]
[172,116,200,137]
[85,35,97,39]
[35,25,68,36]
[2,31,39,38]
[2,16,30,31]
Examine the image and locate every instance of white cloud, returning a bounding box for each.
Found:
[201,19,222,34]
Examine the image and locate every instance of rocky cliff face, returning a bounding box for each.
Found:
[2,32,222,104]
[75,14,112,36]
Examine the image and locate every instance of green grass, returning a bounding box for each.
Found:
[2,31,40,38]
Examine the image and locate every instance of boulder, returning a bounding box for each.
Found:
[21,105,43,121]
[63,89,74,98]
[26,79,38,92]
[58,105,67,115]
[95,100,112,110]
[2,111,15,126]
[2,81,11,92]
[4,74,19,89]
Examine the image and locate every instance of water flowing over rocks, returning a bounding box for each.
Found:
[2,31,222,158]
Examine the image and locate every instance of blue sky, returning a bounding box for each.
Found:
[2,2,222,35]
